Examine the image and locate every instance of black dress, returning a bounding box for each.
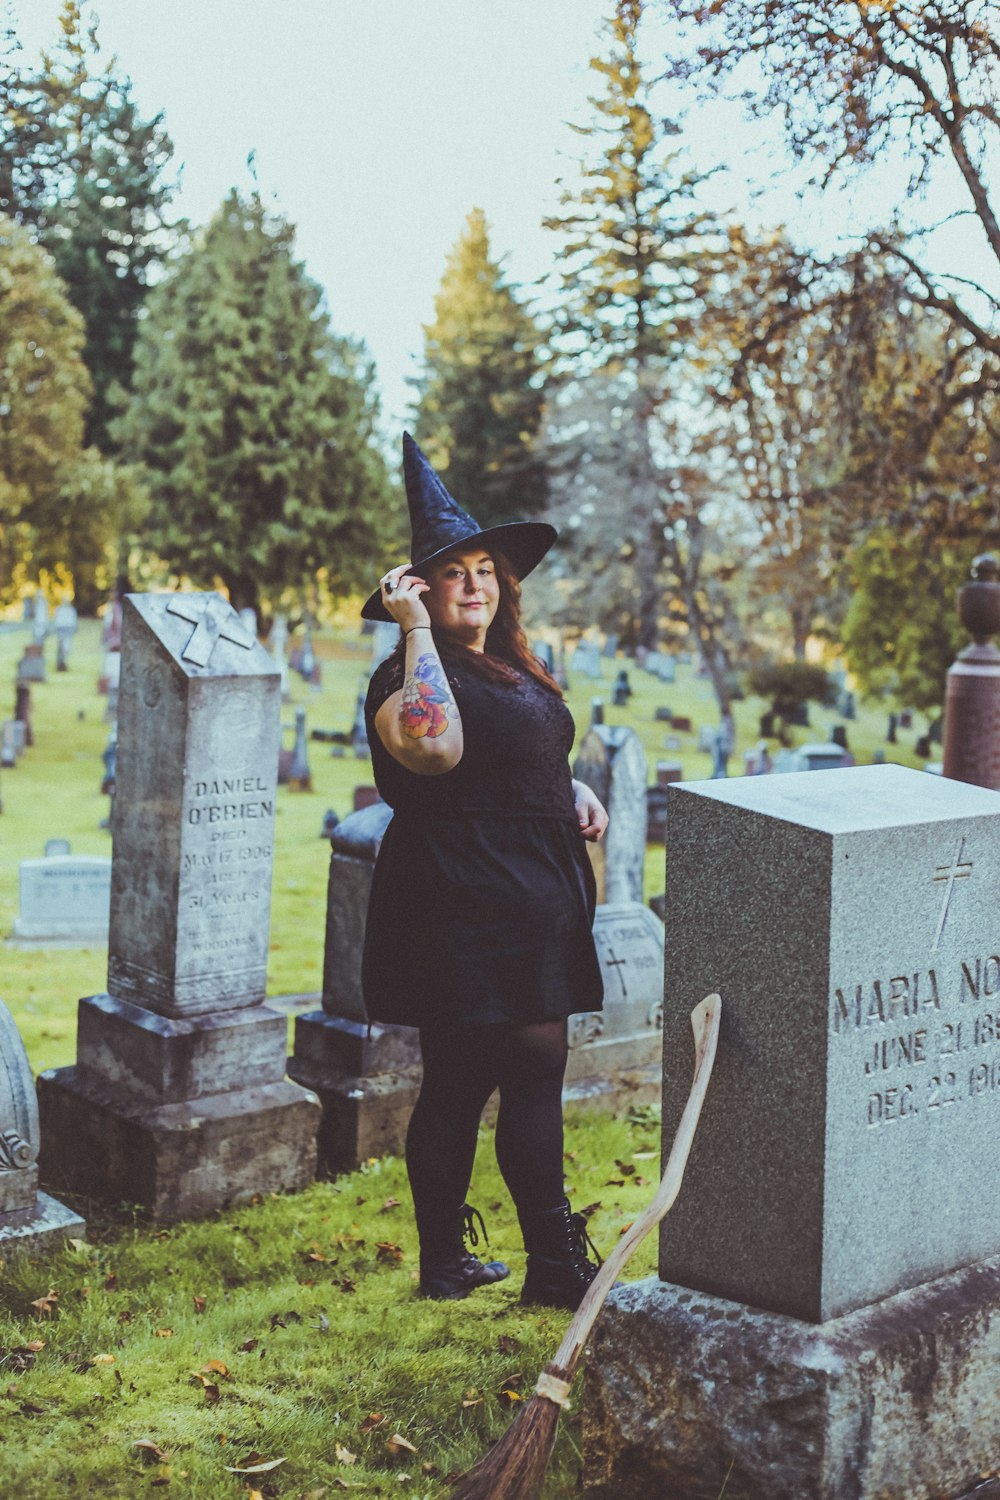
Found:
[362,652,604,1029]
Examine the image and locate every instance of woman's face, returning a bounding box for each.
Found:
[423,549,500,648]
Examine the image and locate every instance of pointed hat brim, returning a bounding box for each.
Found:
[361,433,556,622]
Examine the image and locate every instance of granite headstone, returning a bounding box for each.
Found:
[37,591,319,1219]
[12,853,111,944]
[585,763,1000,1500]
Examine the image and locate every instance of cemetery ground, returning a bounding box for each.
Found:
[0,616,925,1498]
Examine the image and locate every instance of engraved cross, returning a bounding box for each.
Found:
[166,595,255,668]
[603,947,628,999]
[931,839,973,951]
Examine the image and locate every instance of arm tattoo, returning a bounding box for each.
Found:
[399,653,455,740]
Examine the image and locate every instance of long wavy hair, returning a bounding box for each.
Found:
[387,550,563,696]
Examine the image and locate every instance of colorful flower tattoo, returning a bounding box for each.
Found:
[400,653,454,739]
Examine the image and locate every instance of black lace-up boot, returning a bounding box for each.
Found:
[518,1198,603,1311]
[419,1204,511,1301]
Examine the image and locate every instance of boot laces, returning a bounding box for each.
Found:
[462,1204,489,1251]
[569,1208,603,1270]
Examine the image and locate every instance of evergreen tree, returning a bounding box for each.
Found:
[2,2,178,449]
[0,213,143,605]
[541,0,733,695]
[411,208,546,525]
[115,192,397,616]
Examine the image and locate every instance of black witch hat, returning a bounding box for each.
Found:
[361,433,556,623]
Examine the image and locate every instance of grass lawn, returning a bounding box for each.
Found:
[0,611,925,1497]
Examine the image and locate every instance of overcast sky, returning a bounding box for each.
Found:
[10,1,993,438]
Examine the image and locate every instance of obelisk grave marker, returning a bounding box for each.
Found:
[584,764,1000,1500]
[38,593,318,1220]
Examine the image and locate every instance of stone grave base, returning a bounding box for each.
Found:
[37,1067,319,1221]
[0,1192,86,1253]
[583,1264,1000,1500]
[288,1013,422,1176]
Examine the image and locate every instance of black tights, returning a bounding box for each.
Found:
[406,1019,569,1255]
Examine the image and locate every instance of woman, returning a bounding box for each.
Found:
[361,434,608,1310]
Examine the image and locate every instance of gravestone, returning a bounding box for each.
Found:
[533,639,555,674]
[31,593,49,643]
[53,601,78,670]
[37,592,319,1220]
[573,725,647,905]
[0,1001,85,1251]
[17,642,46,683]
[268,613,290,699]
[564,902,663,1107]
[288,802,419,1173]
[584,765,1000,1499]
[11,853,111,944]
[1,721,15,768]
[289,812,665,1174]
[571,639,603,680]
[10,719,26,756]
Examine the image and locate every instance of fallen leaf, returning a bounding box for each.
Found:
[335,1442,357,1465]
[614,1159,636,1176]
[496,1335,519,1355]
[385,1433,417,1456]
[359,1411,385,1434]
[154,1328,174,1338]
[29,1289,58,1317]
[103,1273,119,1291]
[20,1401,46,1416]
[201,1360,230,1378]
[132,1439,170,1463]
[605,1178,625,1186]
[192,1296,207,1315]
[304,1251,327,1263]
[118,1310,134,1325]
[375,1242,404,1264]
[91,1353,116,1366]
[381,1197,401,1211]
[223,1455,287,1473]
[22,1341,45,1354]
[337,1277,356,1294]
[579,1202,601,1218]
[619,1221,634,1236]
[422,1462,441,1476]
[238,1338,259,1353]
[632,1150,657,1160]
[202,1383,221,1403]
[634,1175,649,1187]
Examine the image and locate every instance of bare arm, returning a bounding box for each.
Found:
[373,564,464,776]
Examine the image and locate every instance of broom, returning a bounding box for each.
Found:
[451,992,722,1500]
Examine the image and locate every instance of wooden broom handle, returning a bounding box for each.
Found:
[548,993,721,1380]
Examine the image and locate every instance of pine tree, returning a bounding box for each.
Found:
[2,2,178,450]
[114,191,397,616]
[412,208,546,525]
[0,213,145,604]
[541,0,733,691]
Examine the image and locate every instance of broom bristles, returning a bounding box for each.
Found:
[450,1391,562,1500]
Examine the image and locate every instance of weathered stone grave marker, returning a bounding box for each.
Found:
[0,1001,84,1251]
[37,592,319,1219]
[585,764,1000,1500]
[573,724,647,904]
[12,851,111,944]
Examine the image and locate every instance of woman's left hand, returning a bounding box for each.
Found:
[572,779,609,842]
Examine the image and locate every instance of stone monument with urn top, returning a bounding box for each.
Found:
[37,593,319,1220]
[943,551,1000,789]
